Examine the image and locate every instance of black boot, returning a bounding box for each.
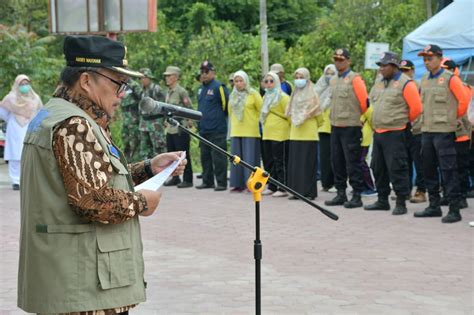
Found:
[414,195,442,217]
[364,196,390,211]
[459,198,468,209]
[392,196,408,215]
[325,190,347,206]
[442,201,462,223]
[344,192,363,208]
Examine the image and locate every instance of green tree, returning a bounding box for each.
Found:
[282,0,426,85]
[0,24,62,102]
[159,0,329,45]
[0,0,49,35]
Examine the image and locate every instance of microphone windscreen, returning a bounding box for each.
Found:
[138,97,156,114]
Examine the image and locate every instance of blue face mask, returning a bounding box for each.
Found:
[265,87,276,93]
[19,84,31,94]
[294,79,307,89]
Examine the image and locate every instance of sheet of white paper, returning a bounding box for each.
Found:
[134,152,186,191]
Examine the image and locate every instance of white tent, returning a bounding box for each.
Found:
[402,0,474,80]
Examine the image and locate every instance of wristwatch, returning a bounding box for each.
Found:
[144,159,154,178]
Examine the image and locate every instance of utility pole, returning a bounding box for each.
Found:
[426,0,433,19]
[260,0,269,77]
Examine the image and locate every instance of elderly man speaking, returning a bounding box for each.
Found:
[17,36,187,314]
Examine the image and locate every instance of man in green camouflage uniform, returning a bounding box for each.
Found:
[121,78,142,162]
[139,68,166,159]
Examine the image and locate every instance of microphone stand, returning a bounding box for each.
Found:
[166,115,338,315]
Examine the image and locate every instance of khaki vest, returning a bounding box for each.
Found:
[369,73,411,130]
[165,84,190,135]
[18,98,146,313]
[330,71,362,127]
[420,70,458,132]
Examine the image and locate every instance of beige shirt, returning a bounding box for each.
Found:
[165,84,193,134]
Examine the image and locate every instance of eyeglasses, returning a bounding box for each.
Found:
[87,70,130,97]
[264,79,274,84]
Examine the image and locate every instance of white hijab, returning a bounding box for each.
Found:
[0,74,43,126]
[260,71,282,123]
[314,64,336,110]
[229,70,256,121]
[286,68,320,127]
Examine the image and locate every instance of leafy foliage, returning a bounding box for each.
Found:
[282,0,426,85]
[0,25,63,102]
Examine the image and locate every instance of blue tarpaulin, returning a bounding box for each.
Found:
[402,0,474,80]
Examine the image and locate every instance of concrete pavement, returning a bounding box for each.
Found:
[0,160,473,314]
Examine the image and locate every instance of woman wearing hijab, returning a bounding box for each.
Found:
[286,68,323,200]
[0,74,43,190]
[229,70,263,192]
[260,71,291,197]
[315,64,337,192]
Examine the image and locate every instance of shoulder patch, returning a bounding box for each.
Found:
[27,109,50,133]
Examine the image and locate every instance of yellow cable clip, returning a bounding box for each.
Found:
[247,167,269,202]
[232,155,241,165]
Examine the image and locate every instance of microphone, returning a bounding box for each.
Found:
[138,97,202,121]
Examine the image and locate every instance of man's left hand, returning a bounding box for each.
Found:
[150,151,187,176]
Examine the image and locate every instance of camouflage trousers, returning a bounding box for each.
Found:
[122,112,141,162]
[139,117,166,159]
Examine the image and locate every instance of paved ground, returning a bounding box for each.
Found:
[0,159,473,314]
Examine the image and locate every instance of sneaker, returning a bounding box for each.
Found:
[272,191,288,198]
[328,187,338,193]
[410,191,426,203]
[361,189,377,197]
[214,186,227,191]
[177,181,193,188]
[230,187,244,193]
[262,188,274,196]
[196,183,215,189]
[469,221,474,227]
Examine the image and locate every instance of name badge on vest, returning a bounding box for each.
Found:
[207,89,214,96]
[438,77,445,85]
[108,144,120,159]
[393,81,399,88]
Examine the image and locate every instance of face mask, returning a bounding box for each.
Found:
[265,87,276,93]
[19,84,31,94]
[294,79,307,89]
